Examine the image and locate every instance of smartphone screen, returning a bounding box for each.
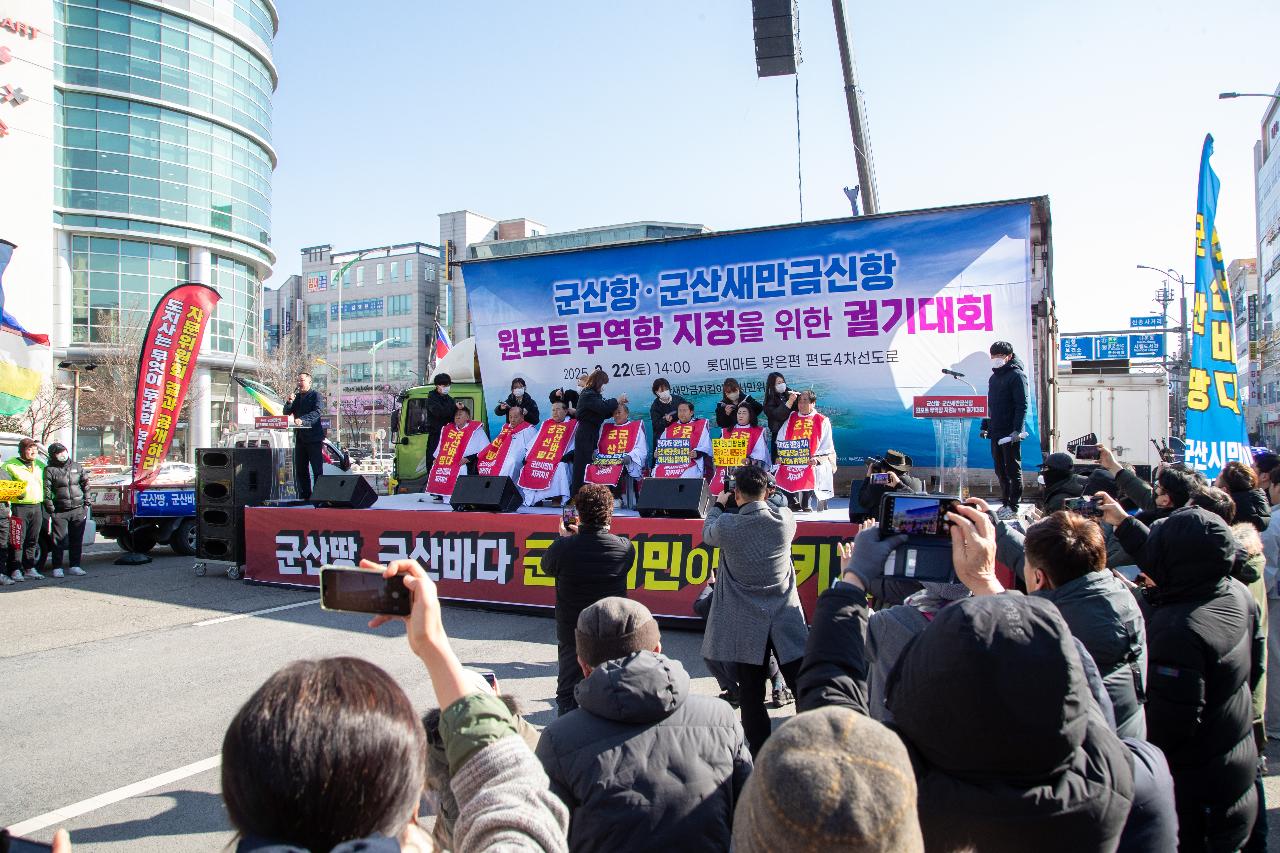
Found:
[881,495,958,539]
[1076,444,1101,461]
[562,505,578,526]
[870,472,891,485]
[320,566,411,616]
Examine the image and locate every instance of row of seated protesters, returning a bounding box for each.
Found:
[423,369,836,511]
[71,458,1261,853]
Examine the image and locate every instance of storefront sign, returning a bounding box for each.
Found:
[0,17,38,40]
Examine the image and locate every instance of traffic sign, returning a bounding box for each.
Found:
[1060,336,1094,361]
[1130,315,1162,328]
[1128,333,1165,358]
[1096,335,1129,359]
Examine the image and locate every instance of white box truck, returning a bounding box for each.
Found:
[1055,371,1169,475]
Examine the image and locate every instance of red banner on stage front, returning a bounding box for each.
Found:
[131,283,219,486]
[244,506,848,620]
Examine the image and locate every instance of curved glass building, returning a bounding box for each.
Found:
[51,0,277,454]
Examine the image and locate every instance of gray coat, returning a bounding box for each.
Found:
[701,501,808,665]
[1036,570,1148,739]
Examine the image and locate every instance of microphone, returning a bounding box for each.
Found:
[941,368,966,378]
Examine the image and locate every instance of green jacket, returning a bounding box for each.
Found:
[3,457,45,505]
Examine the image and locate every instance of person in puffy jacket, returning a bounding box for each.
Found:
[1037,451,1087,512]
[986,342,1028,514]
[1107,500,1263,851]
[536,597,751,853]
[1023,511,1147,738]
[221,557,568,853]
[42,442,89,578]
[493,376,540,425]
[1218,460,1272,533]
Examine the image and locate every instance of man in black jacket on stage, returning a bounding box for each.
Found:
[423,373,458,465]
[987,341,1029,519]
[283,371,325,500]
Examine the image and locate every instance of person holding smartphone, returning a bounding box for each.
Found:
[282,371,326,500]
[539,483,635,715]
[851,449,922,524]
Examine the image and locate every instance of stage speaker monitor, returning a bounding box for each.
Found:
[751,0,797,78]
[450,475,523,513]
[311,474,378,509]
[637,479,712,519]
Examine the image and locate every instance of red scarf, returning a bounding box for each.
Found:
[517,418,577,491]
[774,412,827,492]
[476,420,533,476]
[653,418,708,479]
[709,426,765,494]
[586,420,643,487]
[428,421,483,495]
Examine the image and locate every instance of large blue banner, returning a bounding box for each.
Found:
[1185,135,1250,477]
[463,203,1043,469]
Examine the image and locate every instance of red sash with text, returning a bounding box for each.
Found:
[774,412,825,492]
[654,419,707,479]
[476,421,533,477]
[428,421,483,495]
[709,426,766,494]
[517,419,577,491]
[586,420,643,486]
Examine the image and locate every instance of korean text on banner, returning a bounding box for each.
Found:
[654,438,691,466]
[131,283,220,486]
[1185,135,1250,478]
[462,202,1043,470]
[713,436,750,468]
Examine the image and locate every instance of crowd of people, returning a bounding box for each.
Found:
[416,369,838,512]
[0,438,91,586]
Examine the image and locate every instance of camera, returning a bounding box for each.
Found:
[1065,496,1103,518]
[320,566,411,616]
[879,494,960,541]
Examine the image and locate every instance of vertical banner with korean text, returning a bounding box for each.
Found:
[463,202,1043,469]
[131,283,220,486]
[1185,135,1250,478]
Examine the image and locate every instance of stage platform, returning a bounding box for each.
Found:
[244,496,854,619]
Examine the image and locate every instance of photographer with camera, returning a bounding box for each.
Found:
[702,464,806,754]
[850,449,922,525]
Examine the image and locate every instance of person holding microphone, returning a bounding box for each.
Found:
[283,371,326,500]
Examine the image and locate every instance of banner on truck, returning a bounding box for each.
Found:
[464,203,1042,468]
[131,283,219,486]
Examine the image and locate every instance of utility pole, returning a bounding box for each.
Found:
[831,0,878,215]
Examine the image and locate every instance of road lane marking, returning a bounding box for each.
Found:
[5,755,221,836]
[194,599,317,626]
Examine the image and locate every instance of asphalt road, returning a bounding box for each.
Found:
[0,543,746,851]
[5,544,1280,851]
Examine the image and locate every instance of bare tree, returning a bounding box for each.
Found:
[253,333,310,403]
[0,381,72,444]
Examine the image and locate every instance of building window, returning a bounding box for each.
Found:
[405,259,415,281]
[68,236,190,344]
[376,263,385,285]
[424,264,436,282]
[387,294,413,316]
[390,261,400,283]
[355,266,365,287]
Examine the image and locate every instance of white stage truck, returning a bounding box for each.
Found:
[455,198,1058,495]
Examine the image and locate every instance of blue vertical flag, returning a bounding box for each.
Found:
[1184,135,1251,477]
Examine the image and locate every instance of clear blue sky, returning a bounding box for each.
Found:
[267,0,1279,333]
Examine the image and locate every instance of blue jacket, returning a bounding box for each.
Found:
[283,389,325,444]
[986,356,1028,437]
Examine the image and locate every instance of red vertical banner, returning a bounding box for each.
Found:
[132,283,220,486]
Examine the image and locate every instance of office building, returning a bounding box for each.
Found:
[1253,84,1280,446]
[0,0,277,458]
[264,242,445,445]
[1228,259,1259,440]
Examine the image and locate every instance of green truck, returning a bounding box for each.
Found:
[388,338,488,494]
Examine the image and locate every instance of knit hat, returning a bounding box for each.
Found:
[575,597,661,667]
[734,706,923,853]
[1040,452,1075,473]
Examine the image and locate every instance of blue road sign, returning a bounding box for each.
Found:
[1130,316,1163,328]
[1128,333,1166,358]
[1096,335,1130,359]
[1060,336,1094,361]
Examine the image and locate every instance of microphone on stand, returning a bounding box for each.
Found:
[941,368,966,378]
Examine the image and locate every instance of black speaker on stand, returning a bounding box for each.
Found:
[196,446,272,564]
[636,479,712,519]
[450,475,523,513]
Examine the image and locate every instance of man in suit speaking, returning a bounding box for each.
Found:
[284,371,325,500]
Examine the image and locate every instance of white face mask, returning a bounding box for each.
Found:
[991,357,1007,369]
[55,452,69,464]
[513,387,525,397]
[658,391,672,403]
[727,390,740,401]
[775,382,787,393]
[1036,474,1046,485]
[439,385,451,394]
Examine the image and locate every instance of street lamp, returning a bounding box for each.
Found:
[330,247,390,445]
[1218,92,1280,101]
[1136,265,1190,437]
[369,337,399,452]
[57,360,97,459]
